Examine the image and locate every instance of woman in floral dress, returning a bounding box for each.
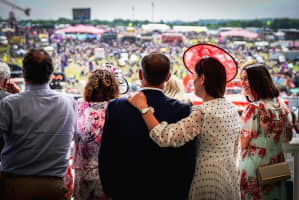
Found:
[239,64,293,200]
[73,69,119,200]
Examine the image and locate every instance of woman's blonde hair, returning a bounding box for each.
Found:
[164,75,190,103]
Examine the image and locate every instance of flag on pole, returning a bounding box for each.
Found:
[152,2,154,21]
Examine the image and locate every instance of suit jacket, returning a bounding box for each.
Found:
[99,89,196,200]
[0,89,10,161]
[0,89,10,101]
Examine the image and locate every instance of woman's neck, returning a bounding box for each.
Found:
[202,94,216,102]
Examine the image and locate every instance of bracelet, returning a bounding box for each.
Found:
[139,106,155,115]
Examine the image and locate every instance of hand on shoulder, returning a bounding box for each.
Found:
[127,91,148,110]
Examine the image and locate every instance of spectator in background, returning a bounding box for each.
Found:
[73,68,119,200]
[272,72,286,88]
[99,52,196,200]
[291,111,299,135]
[0,62,20,100]
[239,63,293,199]
[0,49,77,200]
[0,62,11,100]
[294,72,299,88]
[164,75,192,105]
[0,62,20,163]
[285,73,295,89]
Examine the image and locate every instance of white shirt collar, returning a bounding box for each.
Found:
[141,87,164,92]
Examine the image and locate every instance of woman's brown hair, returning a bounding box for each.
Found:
[83,68,119,102]
[242,63,279,102]
[195,57,226,98]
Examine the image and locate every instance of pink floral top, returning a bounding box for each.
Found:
[73,98,107,169]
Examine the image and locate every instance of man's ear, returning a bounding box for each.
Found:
[200,74,205,85]
[165,73,171,82]
[3,78,9,88]
[139,69,143,81]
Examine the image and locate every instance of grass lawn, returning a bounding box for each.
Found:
[65,64,83,81]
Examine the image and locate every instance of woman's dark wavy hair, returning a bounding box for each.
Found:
[195,57,226,98]
[242,63,279,102]
[22,49,54,84]
[83,68,119,102]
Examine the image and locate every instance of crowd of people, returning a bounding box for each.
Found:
[0,46,298,200]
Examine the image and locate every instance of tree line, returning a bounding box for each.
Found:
[0,17,299,30]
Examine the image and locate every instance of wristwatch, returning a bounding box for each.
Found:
[139,106,155,115]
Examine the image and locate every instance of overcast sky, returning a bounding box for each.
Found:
[0,0,298,21]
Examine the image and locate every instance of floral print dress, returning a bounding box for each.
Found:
[239,97,292,200]
[72,98,107,200]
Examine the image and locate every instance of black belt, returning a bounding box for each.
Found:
[0,172,63,200]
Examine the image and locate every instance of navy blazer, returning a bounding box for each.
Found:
[99,89,196,200]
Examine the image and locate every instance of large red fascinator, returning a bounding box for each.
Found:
[183,43,238,82]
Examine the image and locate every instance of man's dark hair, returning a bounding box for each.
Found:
[195,57,226,98]
[242,63,279,101]
[141,52,170,85]
[23,49,54,84]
